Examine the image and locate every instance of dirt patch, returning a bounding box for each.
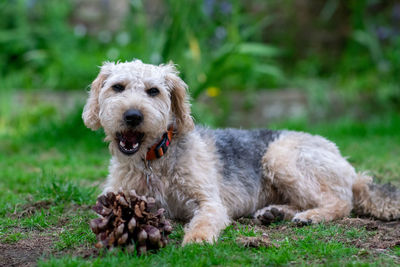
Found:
[0,232,53,267]
[335,218,400,250]
[235,217,400,252]
[0,229,97,267]
[2,216,399,265]
[2,203,96,266]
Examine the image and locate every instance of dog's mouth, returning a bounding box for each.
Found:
[116,130,144,155]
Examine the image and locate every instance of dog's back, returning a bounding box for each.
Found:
[197,126,280,183]
[196,127,284,217]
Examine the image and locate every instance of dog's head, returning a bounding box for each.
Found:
[82,60,194,157]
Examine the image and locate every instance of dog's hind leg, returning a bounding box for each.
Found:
[291,197,352,225]
[261,132,355,224]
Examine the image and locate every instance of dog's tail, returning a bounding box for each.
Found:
[352,172,400,221]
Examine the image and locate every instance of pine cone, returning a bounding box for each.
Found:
[90,190,172,255]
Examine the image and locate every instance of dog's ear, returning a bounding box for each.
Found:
[164,64,194,135]
[82,68,109,131]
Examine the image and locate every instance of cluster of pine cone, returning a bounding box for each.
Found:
[89,190,172,255]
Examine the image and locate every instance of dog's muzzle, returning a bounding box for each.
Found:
[116,109,145,155]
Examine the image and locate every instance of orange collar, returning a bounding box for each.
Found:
[145,126,174,161]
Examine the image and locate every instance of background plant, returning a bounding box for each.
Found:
[0,0,281,92]
[1,0,399,123]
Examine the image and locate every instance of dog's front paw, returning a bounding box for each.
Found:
[182,229,216,245]
[100,186,117,196]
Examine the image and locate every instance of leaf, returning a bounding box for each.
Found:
[238,43,281,57]
[254,64,284,79]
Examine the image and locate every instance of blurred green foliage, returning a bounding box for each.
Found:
[0,0,281,96]
[273,0,400,111]
[339,0,400,110]
[0,0,399,114]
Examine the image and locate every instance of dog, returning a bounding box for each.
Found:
[82,60,400,245]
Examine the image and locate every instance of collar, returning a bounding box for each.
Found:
[145,126,174,161]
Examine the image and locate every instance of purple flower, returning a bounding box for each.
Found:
[220,1,232,15]
[26,0,37,9]
[215,26,227,40]
[376,26,391,41]
[392,4,400,21]
[203,0,216,16]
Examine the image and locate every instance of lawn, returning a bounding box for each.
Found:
[0,92,399,266]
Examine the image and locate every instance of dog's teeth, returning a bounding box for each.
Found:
[120,141,125,147]
[133,143,139,149]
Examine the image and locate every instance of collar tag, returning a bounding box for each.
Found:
[143,159,153,185]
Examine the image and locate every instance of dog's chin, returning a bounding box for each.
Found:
[115,130,144,156]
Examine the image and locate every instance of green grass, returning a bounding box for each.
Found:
[0,94,399,266]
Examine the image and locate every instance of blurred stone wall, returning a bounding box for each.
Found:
[70,0,165,37]
[70,0,129,36]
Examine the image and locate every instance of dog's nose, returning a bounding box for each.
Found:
[123,109,143,127]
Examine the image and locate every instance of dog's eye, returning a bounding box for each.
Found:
[112,84,125,93]
[146,87,160,97]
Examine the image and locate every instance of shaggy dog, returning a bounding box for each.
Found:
[82,60,400,244]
